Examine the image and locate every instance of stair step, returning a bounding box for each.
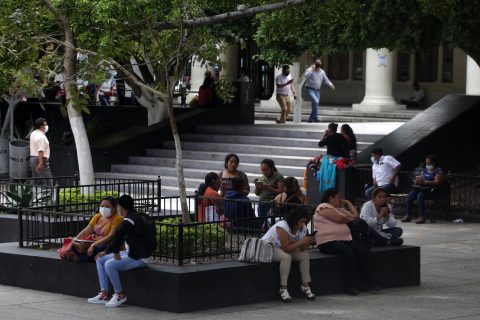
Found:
[255,112,407,123]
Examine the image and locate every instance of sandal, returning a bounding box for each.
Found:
[300,286,316,300]
[279,288,292,303]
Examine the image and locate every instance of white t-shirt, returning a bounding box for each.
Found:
[304,67,332,90]
[413,89,425,102]
[261,220,308,248]
[360,200,397,233]
[372,155,401,186]
[275,74,293,96]
[29,130,50,159]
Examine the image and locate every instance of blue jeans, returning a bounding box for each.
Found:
[96,251,147,293]
[365,184,397,199]
[406,190,432,218]
[306,88,320,122]
[371,227,403,245]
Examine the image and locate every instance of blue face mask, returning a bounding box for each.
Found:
[426,164,434,171]
[370,157,376,164]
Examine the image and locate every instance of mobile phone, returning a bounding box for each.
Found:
[310,230,318,236]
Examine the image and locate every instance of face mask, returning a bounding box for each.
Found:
[99,207,112,218]
[44,125,49,133]
[426,164,434,171]
[371,157,376,164]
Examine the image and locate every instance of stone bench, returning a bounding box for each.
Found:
[0,243,420,313]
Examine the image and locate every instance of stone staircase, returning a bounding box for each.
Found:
[255,104,421,122]
[96,122,404,197]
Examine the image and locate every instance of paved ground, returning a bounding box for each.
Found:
[1,221,479,320]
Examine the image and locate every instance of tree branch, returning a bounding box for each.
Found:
[155,0,308,30]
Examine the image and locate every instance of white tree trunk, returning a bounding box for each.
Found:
[1,97,20,138]
[66,102,95,185]
[136,88,168,126]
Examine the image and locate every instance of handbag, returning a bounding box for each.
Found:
[238,237,273,263]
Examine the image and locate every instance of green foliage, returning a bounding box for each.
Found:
[157,217,227,258]
[4,183,33,208]
[58,188,119,212]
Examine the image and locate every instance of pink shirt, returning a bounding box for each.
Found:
[314,203,352,245]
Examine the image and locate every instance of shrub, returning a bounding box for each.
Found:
[58,188,119,213]
[157,217,227,259]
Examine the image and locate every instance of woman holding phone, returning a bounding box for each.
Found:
[360,188,403,246]
[261,208,316,302]
[254,159,285,219]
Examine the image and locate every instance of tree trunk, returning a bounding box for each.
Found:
[1,97,21,138]
[136,87,167,126]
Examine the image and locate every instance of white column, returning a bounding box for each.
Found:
[220,43,238,82]
[187,56,205,101]
[466,56,480,95]
[260,67,282,108]
[353,48,405,112]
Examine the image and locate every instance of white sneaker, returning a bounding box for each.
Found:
[87,293,110,304]
[279,288,292,303]
[300,286,316,300]
[105,293,127,308]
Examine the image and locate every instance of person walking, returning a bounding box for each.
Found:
[275,65,297,123]
[304,59,335,123]
[29,117,53,186]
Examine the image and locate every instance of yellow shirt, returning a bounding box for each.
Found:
[88,213,123,240]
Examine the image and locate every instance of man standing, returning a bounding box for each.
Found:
[304,59,335,123]
[365,148,401,199]
[29,118,53,186]
[275,65,297,124]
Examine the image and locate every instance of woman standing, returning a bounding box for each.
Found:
[88,195,150,308]
[318,122,348,158]
[219,153,250,197]
[402,154,444,224]
[261,209,316,302]
[340,124,357,166]
[314,188,378,295]
[254,159,285,218]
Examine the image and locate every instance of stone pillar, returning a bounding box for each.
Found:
[220,43,238,82]
[466,56,480,95]
[353,48,405,112]
[187,56,206,101]
[260,67,282,108]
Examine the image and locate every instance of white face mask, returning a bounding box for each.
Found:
[370,156,376,164]
[43,125,49,133]
[99,207,112,218]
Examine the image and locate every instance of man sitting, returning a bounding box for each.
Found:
[365,148,401,199]
[401,82,425,108]
[224,177,257,231]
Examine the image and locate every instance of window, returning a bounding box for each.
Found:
[442,48,454,82]
[397,53,410,81]
[415,48,439,82]
[352,50,364,81]
[327,52,349,80]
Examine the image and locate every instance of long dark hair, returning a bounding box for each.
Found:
[224,153,240,169]
[284,207,309,231]
[321,188,339,204]
[198,172,218,196]
[284,177,299,197]
[261,159,277,173]
[341,124,357,150]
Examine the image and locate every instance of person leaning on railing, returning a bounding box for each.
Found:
[261,208,316,303]
[60,196,122,263]
[314,188,379,296]
[88,194,150,308]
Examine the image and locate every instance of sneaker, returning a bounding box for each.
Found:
[414,217,426,224]
[400,216,411,222]
[87,293,110,304]
[279,288,292,303]
[300,286,316,300]
[105,293,127,308]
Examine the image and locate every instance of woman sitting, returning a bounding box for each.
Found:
[360,188,403,246]
[261,208,316,302]
[60,196,122,262]
[402,154,444,224]
[314,188,378,295]
[219,153,250,197]
[197,172,224,222]
[88,195,150,308]
[254,159,285,218]
[274,177,307,215]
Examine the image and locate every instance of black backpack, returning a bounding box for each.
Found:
[139,213,157,255]
[347,219,374,249]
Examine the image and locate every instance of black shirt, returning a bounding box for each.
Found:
[318,133,348,157]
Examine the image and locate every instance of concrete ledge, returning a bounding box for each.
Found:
[0,243,420,313]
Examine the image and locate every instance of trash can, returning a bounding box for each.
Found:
[0,138,9,174]
[9,140,30,179]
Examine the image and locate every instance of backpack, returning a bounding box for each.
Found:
[238,238,273,263]
[139,213,157,255]
[347,219,374,249]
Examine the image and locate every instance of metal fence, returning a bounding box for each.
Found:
[0,177,161,215]
[356,167,480,214]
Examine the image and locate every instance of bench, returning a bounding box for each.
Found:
[0,242,420,313]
